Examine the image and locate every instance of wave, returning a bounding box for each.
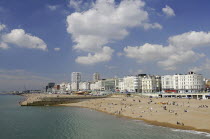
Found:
[171,129,210,137]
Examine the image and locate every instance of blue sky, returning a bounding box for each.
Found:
[0,0,210,91]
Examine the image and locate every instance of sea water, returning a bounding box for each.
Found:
[0,95,209,139]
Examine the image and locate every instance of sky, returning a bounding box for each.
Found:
[0,0,210,91]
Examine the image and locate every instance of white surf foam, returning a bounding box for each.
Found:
[171,129,210,137]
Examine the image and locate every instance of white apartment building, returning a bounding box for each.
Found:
[161,75,174,90]
[90,80,102,91]
[71,72,81,90]
[90,78,117,91]
[118,78,124,92]
[59,82,71,91]
[79,82,90,90]
[93,72,100,82]
[90,82,96,91]
[161,72,205,93]
[71,82,78,91]
[95,80,103,90]
[119,76,139,93]
[141,75,161,93]
[71,72,81,82]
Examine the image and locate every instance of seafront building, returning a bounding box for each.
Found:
[45,71,208,95]
[90,78,118,91]
[161,72,205,93]
[103,78,118,91]
[79,82,90,90]
[141,75,161,93]
[118,75,161,93]
[71,82,78,91]
[46,82,55,92]
[59,82,71,92]
[119,76,139,93]
[93,72,100,82]
[71,72,81,90]
[71,72,81,82]
[206,80,210,92]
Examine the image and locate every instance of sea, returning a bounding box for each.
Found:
[0,95,210,139]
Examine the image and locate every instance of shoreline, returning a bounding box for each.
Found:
[19,93,210,134]
[58,95,210,134]
[59,104,210,134]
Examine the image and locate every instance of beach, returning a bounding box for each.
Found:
[4,95,210,139]
[20,93,210,133]
[59,94,210,133]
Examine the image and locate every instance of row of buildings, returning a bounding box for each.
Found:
[46,71,208,94]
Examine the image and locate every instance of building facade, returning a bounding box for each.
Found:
[93,72,100,82]
[79,82,90,90]
[119,76,139,93]
[141,75,161,93]
[71,72,81,90]
[161,72,205,93]
[71,72,81,83]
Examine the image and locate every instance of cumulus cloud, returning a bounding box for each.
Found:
[0,42,9,50]
[189,59,210,73]
[54,48,61,51]
[124,43,174,62]
[169,31,210,49]
[2,29,47,51]
[158,51,205,70]
[67,0,162,65]
[0,24,6,31]
[143,23,162,30]
[117,52,124,57]
[47,5,59,11]
[124,31,210,70]
[75,46,114,65]
[162,5,175,17]
[69,0,83,11]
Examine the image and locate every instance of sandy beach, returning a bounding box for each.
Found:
[20,93,210,133]
[59,94,210,133]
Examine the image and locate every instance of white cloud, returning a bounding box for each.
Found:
[158,51,205,70]
[117,52,124,56]
[2,29,47,51]
[47,5,59,11]
[124,43,174,62]
[124,31,210,70]
[54,48,60,51]
[189,59,210,73]
[69,0,93,12]
[169,31,210,50]
[69,0,83,11]
[0,42,9,50]
[143,23,162,30]
[162,5,175,17]
[0,24,6,31]
[67,0,162,65]
[75,46,114,65]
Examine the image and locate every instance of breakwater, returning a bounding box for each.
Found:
[20,94,108,106]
